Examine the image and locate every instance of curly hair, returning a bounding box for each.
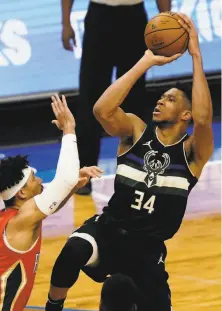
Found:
[0,155,29,207]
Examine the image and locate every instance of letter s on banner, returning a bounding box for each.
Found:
[1,19,31,65]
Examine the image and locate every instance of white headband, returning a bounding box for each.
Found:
[0,166,32,201]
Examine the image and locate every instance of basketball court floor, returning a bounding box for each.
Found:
[1,130,220,311]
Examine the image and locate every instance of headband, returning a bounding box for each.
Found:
[0,166,32,201]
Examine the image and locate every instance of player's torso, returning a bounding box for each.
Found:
[0,209,41,311]
[102,125,197,240]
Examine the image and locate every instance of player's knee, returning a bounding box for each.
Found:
[50,237,93,288]
[57,237,93,268]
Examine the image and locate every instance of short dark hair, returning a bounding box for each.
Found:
[0,155,29,207]
[100,274,138,311]
[174,82,192,108]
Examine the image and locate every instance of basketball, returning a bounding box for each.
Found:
[144,12,189,57]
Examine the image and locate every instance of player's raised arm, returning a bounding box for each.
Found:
[93,50,181,138]
[177,14,214,171]
[11,95,80,229]
[156,0,171,12]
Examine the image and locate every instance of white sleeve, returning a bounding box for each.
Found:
[34,134,80,215]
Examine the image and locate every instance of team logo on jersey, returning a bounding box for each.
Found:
[143,150,170,188]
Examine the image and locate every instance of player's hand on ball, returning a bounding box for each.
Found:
[177,13,200,56]
[51,94,76,130]
[144,49,182,66]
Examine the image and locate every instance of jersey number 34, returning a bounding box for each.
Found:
[131,190,156,214]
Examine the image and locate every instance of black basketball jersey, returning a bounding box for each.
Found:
[102,124,198,240]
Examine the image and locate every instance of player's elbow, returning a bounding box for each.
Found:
[93,104,111,121]
[93,105,104,119]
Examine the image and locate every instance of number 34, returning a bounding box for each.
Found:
[131,190,156,214]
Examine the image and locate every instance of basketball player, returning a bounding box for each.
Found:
[62,0,171,195]
[99,274,139,311]
[45,14,213,311]
[0,94,103,311]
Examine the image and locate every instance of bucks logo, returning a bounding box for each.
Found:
[143,150,170,188]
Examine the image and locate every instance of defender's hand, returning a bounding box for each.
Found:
[62,24,76,51]
[51,94,75,131]
[75,166,104,190]
[177,13,201,57]
[79,166,104,179]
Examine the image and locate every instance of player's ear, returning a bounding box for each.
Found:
[181,110,192,121]
[17,187,28,200]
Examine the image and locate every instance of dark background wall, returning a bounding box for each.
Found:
[0,73,220,147]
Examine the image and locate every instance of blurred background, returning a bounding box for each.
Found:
[0,0,221,145]
[0,0,221,310]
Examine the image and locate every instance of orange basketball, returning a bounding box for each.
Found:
[144,12,189,57]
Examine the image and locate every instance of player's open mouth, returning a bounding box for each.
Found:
[153,107,161,115]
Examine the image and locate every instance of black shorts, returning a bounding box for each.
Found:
[71,215,172,311]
